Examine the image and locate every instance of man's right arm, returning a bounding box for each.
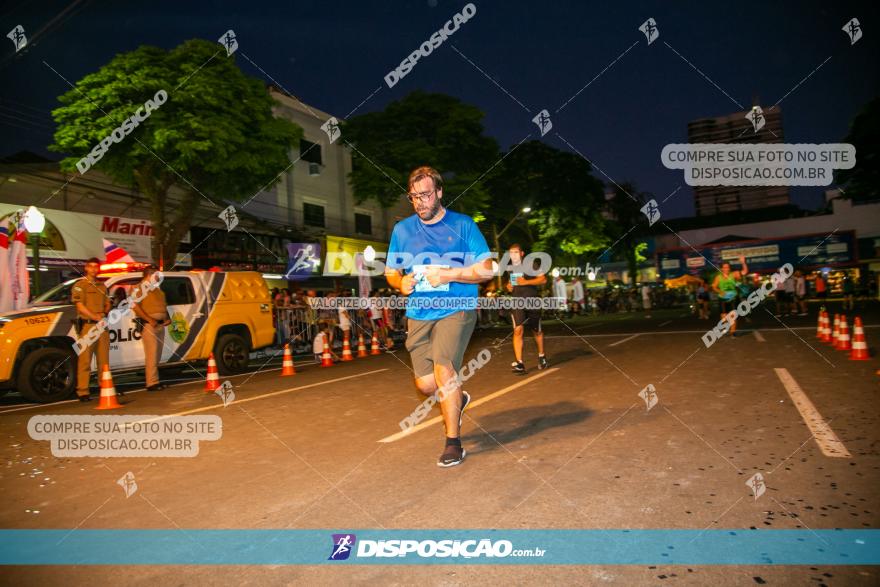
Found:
[385,268,415,295]
[384,226,415,295]
[75,302,102,321]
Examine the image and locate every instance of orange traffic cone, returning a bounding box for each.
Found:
[370,333,381,355]
[321,341,334,367]
[341,337,354,361]
[357,333,368,358]
[831,314,840,347]
[837,315,851,351]
[820,311,832,343]
[281,343,296,375]
[96,364,122,410]
[850,317,870,361]
[816,310,824,339]
[204,353,220,392]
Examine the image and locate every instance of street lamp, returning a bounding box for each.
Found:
[22,206,46,296]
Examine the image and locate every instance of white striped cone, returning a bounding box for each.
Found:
[205,353,220,391]
[96,364,122,410]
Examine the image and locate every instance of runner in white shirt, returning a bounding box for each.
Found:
[641,284,652,319]
[338,305,351,344]
[571,276,585,315]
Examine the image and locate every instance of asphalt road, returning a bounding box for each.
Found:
[2,303,878,585]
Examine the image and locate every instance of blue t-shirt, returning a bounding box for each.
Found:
[387,209,491,321]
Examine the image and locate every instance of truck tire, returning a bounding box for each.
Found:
[213,333,250,375]
[18,347,77,403]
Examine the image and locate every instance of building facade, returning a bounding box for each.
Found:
[0,88,412,293]
[688,107,789,216]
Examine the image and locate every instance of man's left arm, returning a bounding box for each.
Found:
[424,219,494,286]
[518,273,546,286]
[737,255,748,279]
[425,259,494,286]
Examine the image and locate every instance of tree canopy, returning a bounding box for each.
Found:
[50,39,302,265]
[341,90,499,215]
[836,96,879,203]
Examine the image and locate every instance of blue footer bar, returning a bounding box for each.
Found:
[0,529,877,565]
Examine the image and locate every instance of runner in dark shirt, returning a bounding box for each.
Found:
[505,244,548,374]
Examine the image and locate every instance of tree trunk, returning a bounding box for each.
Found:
[161,190,201,268]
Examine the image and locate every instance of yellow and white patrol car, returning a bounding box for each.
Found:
[0,267,275,403]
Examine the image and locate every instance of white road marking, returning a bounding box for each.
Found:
[753,331,766,342]
[774,368,851,458]
[135,368,390,422]
[378,367,560,443]
[658,320,673,327]
[0,360,329,414]
[609,334,640,347]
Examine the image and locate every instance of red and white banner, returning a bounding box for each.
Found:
[9,217,29,310]
[0,218,12,312]
[103,238,135,264]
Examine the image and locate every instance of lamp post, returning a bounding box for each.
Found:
[493,207,532,289]
[22,206,46,296]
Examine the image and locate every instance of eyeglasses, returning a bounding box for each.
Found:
[406,189,436,204]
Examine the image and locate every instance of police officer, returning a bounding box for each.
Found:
[72,257,111,402]
[132,265,169,391]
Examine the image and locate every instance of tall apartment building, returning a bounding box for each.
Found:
[688,107,789,216]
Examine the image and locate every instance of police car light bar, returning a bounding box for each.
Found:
[98,262,149,273]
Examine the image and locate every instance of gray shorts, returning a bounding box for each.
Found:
[405,311,477,378]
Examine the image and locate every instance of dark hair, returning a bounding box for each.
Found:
[408,166,443,192]
[86,257,100,264]
[509,243,524,253]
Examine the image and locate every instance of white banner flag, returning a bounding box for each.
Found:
[0,218,12,312]
[9,217,29,310]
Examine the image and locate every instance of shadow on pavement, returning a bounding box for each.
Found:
[462,401,592,452]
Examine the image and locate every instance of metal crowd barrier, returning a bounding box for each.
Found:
[273,302,407,355]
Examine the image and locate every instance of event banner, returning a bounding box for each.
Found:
[657,231,856,279]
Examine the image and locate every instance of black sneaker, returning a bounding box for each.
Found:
[459,391,471,429]
[78,395,91,403]
[437,445,467,467]
[538,355,549,370]
[511,361,526,375]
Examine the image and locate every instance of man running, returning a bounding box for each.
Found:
[505,244,548,375]
[385,166,493,467]
[712,255,748,337]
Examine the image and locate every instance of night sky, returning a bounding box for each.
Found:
[1,0,877,218]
